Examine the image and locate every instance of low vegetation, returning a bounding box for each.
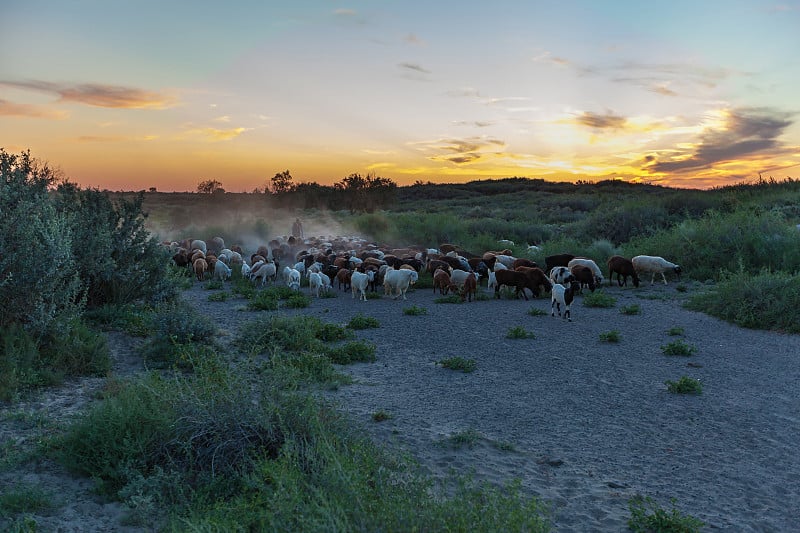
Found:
[628,495,704,532]
[661,339,698,356]
[599,330,621,343]
[583,290,617,308]
[403,305,428,316]
[620,304,641,315]
[347,313,381,330]
[665,376,703,395]
[506,326,536,339]
[437,357,477,373]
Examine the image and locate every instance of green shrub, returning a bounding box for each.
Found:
[599,330,621,343]
[506,326,536,339]
[315,323,354,343]
[237,315,324,356]
[439,428,482,449]
[437,357,476,373]
[620,304,641,315]
[583,290,617,308]
[282,292,311,308]
[527,307,548,316]
[372,410,392,422]
[435,295,463,304]
[667,326,685,336]
[628,495,704,532]
[665,376,703,395]
[208,291,229,302]
[138,304,217,368]
[0,482,54,517]
[326,341,377,365]
[204,280,224,290]
[685,269,800,333]
[84,303,153,336]
[347,314,381,329]
[661,339,697,356]
[247,291,280,311]
[403,305,428,316]
[41,318,110,378]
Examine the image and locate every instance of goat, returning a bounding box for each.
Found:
[433,269,459,295]
[551,281,581,321]
[193,258,207,281]
[567,258,604,285]
[514,266,552,298]
[384,269,418,300]
[549,266,574,285]
[350,270,374,301]
[545,253,575,273]
[494,269,532,300]
[569,264,596,293]
[460,272,477,302]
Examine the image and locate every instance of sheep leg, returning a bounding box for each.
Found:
[660,272,668,285]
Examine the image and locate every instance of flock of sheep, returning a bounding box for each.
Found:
[167,235,682,322]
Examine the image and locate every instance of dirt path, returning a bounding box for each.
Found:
[3,279,799,531]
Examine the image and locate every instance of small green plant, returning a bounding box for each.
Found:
[583,290,617,308]
[506,326,536,339]
[665,376,703,395]
[247,290,280,311]
[437,357,476,373]
[204,280,224,290]
[434,295,463,304]
[372,410,392,422]
[440,428,482,449]
[661,339,697,356]
[667,326,685,336]
[0,482,54,517]
[326,340,377,365]
[675,283,688,293]
[599,330,621,343]
[403,305,428,316]
[282,292,311,308]
[347,313,380,330]
[365,291,382,300]
[527,307,548,316]
[628,495,704,532]
[620,304,641,315]
[207,291,229,302]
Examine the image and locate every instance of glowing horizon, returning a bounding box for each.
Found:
[2,1,799,192]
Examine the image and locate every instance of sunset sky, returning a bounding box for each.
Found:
[2,1,799,192]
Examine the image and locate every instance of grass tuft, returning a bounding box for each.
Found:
[437,357,476,373]
[661,339,697,356]
[506,326,536,339]
[347,313,380,330]
[403,305,428,316]
[599,330,621,343]
[665,376,703,395]
[583,290,616,308]
[619,304,641,315]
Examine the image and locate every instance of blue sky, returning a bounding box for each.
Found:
[2,0,799,191]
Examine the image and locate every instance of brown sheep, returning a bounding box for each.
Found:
[607,255,640,287]
[335,268,352,291]
[569,265,596,293]
[193,258,208,281]
[512,258,538,270]
[514,266,552,298]
[433,269,458,295]
[439,243,458,254]
[460,272,477,302]
[494,269,532,300]
[426,259,450,276]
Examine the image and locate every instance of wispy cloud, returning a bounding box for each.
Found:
[404,33,426,46]
[399,62,431,74]
[76,134,158,143]
[0,98,68,119]
[0,80,177,109]
[414,136,506,164]
[181,126,251,141]
[644,107,794,173]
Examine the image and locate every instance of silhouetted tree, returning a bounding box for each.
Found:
[197,179,224,194]
[270,170,295,194]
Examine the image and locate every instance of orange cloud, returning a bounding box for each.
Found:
[180,127,250,141]
[0,98,68,119]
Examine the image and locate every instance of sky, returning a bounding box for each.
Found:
[1,1,799,192]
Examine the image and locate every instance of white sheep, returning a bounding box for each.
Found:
[551,281,581,321]
[287,268,301,291]
[487,270,498,290]
[567,258,604,285]
[212,260,232,281]
[448,269,474,290]
[350,270,374,301]
[241,262,251,278]
[250,260,277,287]
[631,255,682,285]
[384,269,418,300]
[309,272,322,297]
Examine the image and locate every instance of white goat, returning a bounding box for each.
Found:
[250,260,277,287]
[631,255,682,285]
[350,270,374,301]
[287,268,301,291]
[549,266,574,285]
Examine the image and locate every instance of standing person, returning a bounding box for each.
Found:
[292,218,304,239]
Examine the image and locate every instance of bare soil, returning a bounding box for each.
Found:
[3,279,799,532]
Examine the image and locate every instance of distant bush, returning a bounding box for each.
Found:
[437,357,477,373]
[686,269,800,333]
[347,314,380,329]
[599,330,621,343]
[661,339,697,356]
[665,376,703,395]
[583,290,616,308]
[628,495,704,531]
[625,208,800,281]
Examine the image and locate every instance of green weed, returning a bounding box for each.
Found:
[437,357,476,373]
[628,495,704,532]
[665,376,703,395]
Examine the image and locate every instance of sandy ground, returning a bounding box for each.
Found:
[3,279,799,531]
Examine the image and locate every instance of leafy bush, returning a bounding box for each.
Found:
[628,495,704,532]
[435,295,463,304]
[372,410,392,422]
[208,291,229,302]
[583,290,617,308]
[661,339,697,356]
[599,330,621,343]
[527,307,548,316]
[403,305,428,316]
[326,341,377,364]
[685,269,800,333]
[665,376,703,395]
[347,314,380,329]
[84,303,153,336]
[620,304,641,315]
[138,304,217,368]
[667,326,685,336]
